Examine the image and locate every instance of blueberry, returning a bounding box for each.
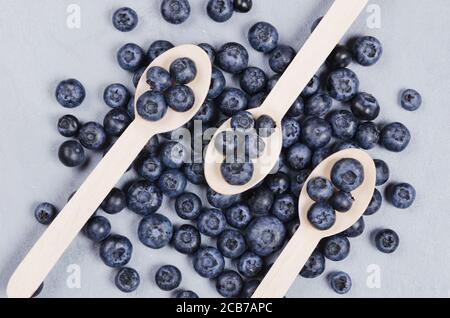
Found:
[307,202,336,230]
[231,111,255,133]
[112,7,138,32]
[248,186,274,216]
[380,122,411,152]
[198,43,216,62]
[207,187,242,209]
[364,189,382,216]
[287,97,305,118]
[331,158,364,192]
[265,172,290,195]
[354,121,380,150]
[175,192,202,220]
[85,215,111,242]
[208,67,226,99]
[197,208,227,237]
[101,188,126,214]
[374,159,390,186]
[207,0,234,23]
[55,79,86,108]
[161,141,186,169]
[307,177,334,202]
[269,45,296,74]
[221,160,254,186]
[400,89,422,111]
[155,265,182,291]
[328,110,358,141]
[57,115,80,137]
[115,267,140,293]
[176,290,199,298]
[247,93,267,110]
[306,93,333,117]
[173,224,201,255]
[192,100,217,125]
[193,246,225,278]
[216,270,243,298]
[327,45,352,69]
[217,229,247,259]
[327,68,359,102]
[165,85,195,112]
[99,234,133,268]
[58,140,85,167]
[234,0,252,13]
[135,156,164,182]
[311,146,333,167]
[287,219,300,237]
[281,118,301,148]
[286,143,312,170]
[300,250,325,278]
[217,88,248,116]
[169,57,197,85]
[184,163,206,185]
[159,169,187,198]
[374,229,400,253]
[147,40,174,62]
[271,194,296,223]
[216,42,249,74]
[351,92,380,121]
[266,74,280,92]
[246,216,286,257]
[145,67,171,92]
[161,0,191,24]
[117,43,145,72]
[103,108,132,137]
[322,235,350,261]
[352,36,382,66]
[138,213,173,249]
[127,180,163,215]
[387,183,416,209]
[225,203,252,229]
[329,191,354,213]
[290,169,311,197]
[133,67,146,88]
[329,271,352,294]
[301,117,332,149]
[342,217,365,238]
[333,140,360,152]
[238,252,264,278]
[103,83,131,109]
[240,67,267,95]
[136,91,168,121]
[248,21,278,53]
[78,122,107,150]
[301,75,320,98]
[34,202,58,225]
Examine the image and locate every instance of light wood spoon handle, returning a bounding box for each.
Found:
[252,227,320,298]
[7,120,151,298]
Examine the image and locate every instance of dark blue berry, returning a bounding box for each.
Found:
[155,265,182,291]
[240,67,267,95]
[322,235,350,261]
[269,45,296,73]
[266,74,280,92]
[352,36,382,66]
[301,117,332,149]
[364,189,382,216]
[127,180,163,216]
[281,118,301,148]
[400,89,422,111]
[183,163,206,185]
[198,43,216,62]
[103,108,131,137]
[290,169,311,197]
[287,97,305,118]
[327,68,359,102]
[136,91,168,121]
[217,229,247,259]
[301,75,320,98]
[248,21,278,53]
[146,67,171,92]
[161,0,191,24]
[112,7,138,32]
[375,229,399,253]
[147,40,174,62]
[135,156,164,182]
[246,216,286,256]
[34,202,58,225]
[208,67,226,99]
[84,216,111,242]
[331,158,364,192]
[159,169,187,198]
[192,99,217,124]
[240,279,260,298]
[342,217,365,238]
[216,42,249,74]
[327,45,352,69]
[115,267,140,293]
[197,208,227,237]
[207,0,234,23]
[329,271,352,294]
[138,213,173,249]
[173,224,201,254]
[231,111,255,133]
[117,43,145,72]
[170,57,197,84]
[127,96,135,119]
[238,251,264,278]
[300,250,325,278]
[328,110,358,141]
[225,203,252,229]
[160,141,186,169]
[133,67,146,88]
[374,159,390,186]
[216,270,243,298]
[329,191,354,213]
[58,140,85,167]
[271,194,296,223]
[351,92,380,120]
[103,83,130,109]
[354,121,380,150]
[57,115,79,137]
[217,87,248,116]
[234,0,252,13]
[99,234,133,268]
[101,188,126,214]
[380,122,411,152]
[307,177,334,202]
[311,146,333,167]
[207,187,242,209]
[55,79,86,108]
[193,246,225,278]
[265,172,290,195]
[176,290,199,298]
[165,85,195,112]
[387,183,416,209]
[248,92,267,109]
[286,143,312,170]
[78,122,107,150]
[307,202,336,230]
[248,186,274,216]
[333,140,360,152]
[306,93,333,117]
[175,192,202,220]
[221,160,254,186]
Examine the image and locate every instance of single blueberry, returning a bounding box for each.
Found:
[351,92,380,121]
[173,224,201,254]
[147,40,174,62]
[329,271,352,294]
[192,99,217,125]
[269,45,296,74]
[327,45,352,69]
[216,42,249,74]
[271,194,296,223]
[197,208,227,237]
[184,163,206,185]
[225,203,252,229]
[238,251,264,278]
[165,85,195,112]
[193,246,225,278]
[217,229,247,259]
[160,141,186,169]
[231,111,255,133]
[207,187,242,209]
[400,89,422,111]
[161,0,191,24]
[329,191,354,213]
[327,110,358,141]
[333,140,360,152]
[138,213,173,249]
[364,189,382,216]
[248,21,278,53]
[133,67,146,88]
[281,118,301,148]
[103,83,130,109]
[55,79,86,108]
[286,143,312,170]
[175,192,202,220]
[117,43,145,72]
[374,159,390,186]
[115,267,140,293]
[387,183,416,209]
[240,279,260,298]
[354,121,380,150]
[290,169,311,197]
[248,186,274,216]
[240,67,267,95]
[300,250,325,278]
[112,7,138,32]
[311,146,333,167]
[248,93,267,109]
[266,74,280,92]
[170,57,197,85]
[176,290,199,298]
[34,202,58,225]
[103,108,132,137]
[380,122,411,152]
[307,177,334,202]
[207,0,234,23]
[342,217,365,238]
[234,0,252,13]
[136,91,168,121]
[352,36,383,66]
[265,172,290,195]
[84,216,111,242]
[155,265,182,291]
[159,169,187,198]
[301,75,320,98]
[146,67,172,92]
[307,202,336,230]
[221,160,254,186]
[135,156,164,182]
[101,188,126,214]
[301,117,332,149]
[57,115,80,137]
[322,235,350,261]
[78,122,107,150]
[287,96,305,118]
[375,229,399,253]
[58,140,85,167]
[217,87,248,116]
[245,216,286,257]
[216,271,243,298]
[208,67,226,99]
[127,180,163,216]
[99,234,133,268]
[198,43,216,62]
[327,68,359,102]
[331,158,364,192]
[306,93,333,117]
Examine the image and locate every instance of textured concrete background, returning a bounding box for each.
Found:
[0,0,449,298]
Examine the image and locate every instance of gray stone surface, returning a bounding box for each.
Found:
[0,0,449,298]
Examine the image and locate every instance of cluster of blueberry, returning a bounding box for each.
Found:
[33,2,422,298]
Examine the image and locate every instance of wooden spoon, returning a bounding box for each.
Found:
[7,44,212,298]
[204,0,369,195]
[252,149,376,298]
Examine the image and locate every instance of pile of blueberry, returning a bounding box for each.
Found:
[32,1,421,298]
